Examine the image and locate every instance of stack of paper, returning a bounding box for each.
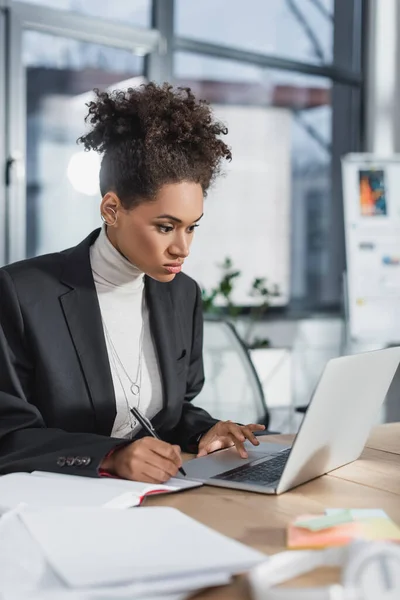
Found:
[0,506,265,599]
[0,472,201,513]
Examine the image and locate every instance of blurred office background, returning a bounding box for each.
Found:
[0,0,398,430]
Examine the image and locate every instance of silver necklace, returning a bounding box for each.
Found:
[106,339,138,436]
[102,319,144,397]
[102,319,145,437]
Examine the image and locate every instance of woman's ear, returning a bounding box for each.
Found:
[100,192,121,226]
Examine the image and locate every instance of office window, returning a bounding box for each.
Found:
[175,0,334,65]
[23,31,145,257]
[14,0,151,28]
[175,53,331,308]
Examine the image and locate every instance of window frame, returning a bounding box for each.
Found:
[0,5,6,266]
[0,0,365,311]
[169,0,364,310]
[2,0,161,264]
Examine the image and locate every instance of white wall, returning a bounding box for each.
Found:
[183,105,291,306]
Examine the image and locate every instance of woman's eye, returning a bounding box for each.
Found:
[157,223,199,234]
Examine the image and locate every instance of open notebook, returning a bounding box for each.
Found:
[0,471,202,513]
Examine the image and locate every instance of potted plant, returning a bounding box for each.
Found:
[201,257,280,349]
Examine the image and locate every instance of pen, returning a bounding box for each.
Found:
[130,407,187,477]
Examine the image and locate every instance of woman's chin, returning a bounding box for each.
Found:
[147,270,177,283]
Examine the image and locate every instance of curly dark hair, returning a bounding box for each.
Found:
[77,83,232,208]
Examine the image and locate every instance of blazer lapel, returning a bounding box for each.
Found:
[145,276,180,430]
[60,230,116,435]
[58,230,182,436]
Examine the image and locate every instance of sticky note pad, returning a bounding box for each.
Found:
[325,508,387,519]
[296,510,353,531]
[288,509,400,549]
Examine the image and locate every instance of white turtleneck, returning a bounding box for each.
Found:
[90,226,163,439]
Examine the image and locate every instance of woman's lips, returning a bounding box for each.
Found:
[164,265,182,274]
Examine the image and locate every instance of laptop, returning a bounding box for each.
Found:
[183,347,400,495]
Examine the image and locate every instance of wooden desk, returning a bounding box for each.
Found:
[145,423,400,599]
[366,422,400,454]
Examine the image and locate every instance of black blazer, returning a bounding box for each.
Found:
[0,229,218,477]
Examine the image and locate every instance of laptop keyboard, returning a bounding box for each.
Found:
[211,448,291,486]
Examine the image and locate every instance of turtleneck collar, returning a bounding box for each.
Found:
[90,225,144,292]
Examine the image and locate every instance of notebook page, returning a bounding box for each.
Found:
[32,471,202,493]
[0,473,168,511]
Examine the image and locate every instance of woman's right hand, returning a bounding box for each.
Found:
[100,437,183,483]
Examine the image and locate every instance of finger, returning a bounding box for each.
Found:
[221,427,248,458]
[118,458,163,483]
[240,426,261,446]
[197,437,233,458]
[141,463,170,483]
[196,448,207,457]
[225,422,247,444]
[142,453,178,483]
[134,470,164,484]
[246,424,266,431]
[147,451,180,479]
[172,444,183,464]
[123,452,178,483]
[132,441,180,477]
[145,438,182,467]
[229,434,248,458]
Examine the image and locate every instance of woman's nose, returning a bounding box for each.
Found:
[168,236,190,258]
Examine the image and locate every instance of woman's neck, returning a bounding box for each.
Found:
[90,225,143,290]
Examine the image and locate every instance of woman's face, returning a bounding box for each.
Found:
[102,181,204,282]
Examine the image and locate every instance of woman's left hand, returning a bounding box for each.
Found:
[197,421,266,458]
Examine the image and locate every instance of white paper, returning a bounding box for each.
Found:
[0,472,202,513]
[32,471,202,492]
[20,506,265,588]
[0,508,64,596]
[0,591,190,600]
[76,571,232,599]
[0,507,232,600]
[0,509,48,593]
[0,474,139,511]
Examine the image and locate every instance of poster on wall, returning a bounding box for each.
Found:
[358,169,387,216]
[342,154,400,344]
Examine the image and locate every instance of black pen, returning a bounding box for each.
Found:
[130,407,187,477]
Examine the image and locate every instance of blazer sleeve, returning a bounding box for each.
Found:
[164,283,219,452]
[0,269,127,477]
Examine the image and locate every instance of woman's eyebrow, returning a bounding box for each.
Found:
[155,213,204,223]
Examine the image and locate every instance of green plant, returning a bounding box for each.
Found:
[201,257,280,348]
[201,258,241,317]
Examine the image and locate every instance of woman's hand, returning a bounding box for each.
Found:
[101,437,183,483]
[197,421,266,458]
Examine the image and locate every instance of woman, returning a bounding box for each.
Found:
[0,83,265,483]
